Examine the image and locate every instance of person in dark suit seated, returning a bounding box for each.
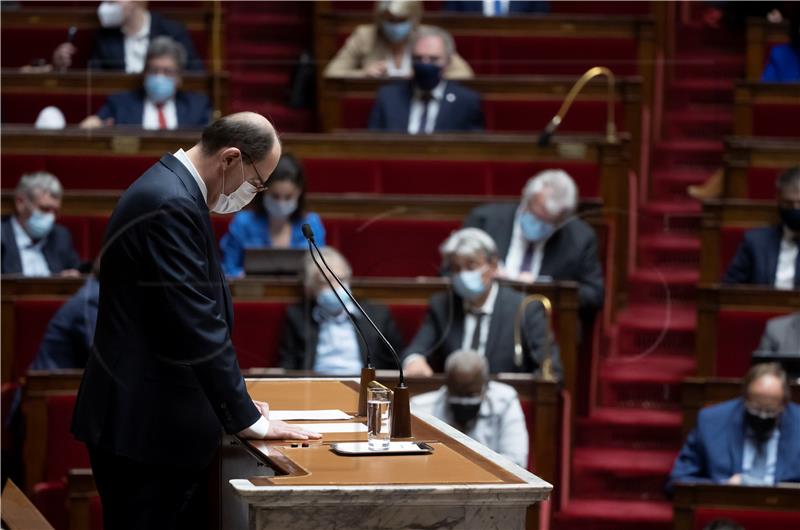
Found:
[368,26,484,133]
[442,0,549,16]
[220,154,326,277]
[1,172,80,277]
[279,246,405,374]
[52,0,203,72]
[402,227,562,378]
[80,36,211,130]
[464,169,604,315]
[756,312,800,355]
[666,363,800,494]
[723,166,800,289]
[761,16,800,82]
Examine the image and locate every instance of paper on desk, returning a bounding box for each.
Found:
[291,423,368,434]
[270,409,353,421]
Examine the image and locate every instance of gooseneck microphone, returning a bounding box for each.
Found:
[302,224,412,437]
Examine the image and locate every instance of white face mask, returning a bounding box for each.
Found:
[263,195,298,220]
[211,158,259,214]
[97,1,125,28]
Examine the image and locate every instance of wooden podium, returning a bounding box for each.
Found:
[220,378,552,530]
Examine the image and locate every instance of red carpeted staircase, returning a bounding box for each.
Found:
[553,17,745,530]
[224,1,315,131]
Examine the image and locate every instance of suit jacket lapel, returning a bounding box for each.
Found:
[447,292,466,356]
[775,408,795,481]
[1,219,23,273]
[175,93,187,127]
[434,82,451,132]
[765,225,783,283]
[484,286,506,365]
[729,401,745,473]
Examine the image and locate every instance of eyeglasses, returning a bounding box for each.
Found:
[242,152,269,192]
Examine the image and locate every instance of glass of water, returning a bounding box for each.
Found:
[367,387,391,450]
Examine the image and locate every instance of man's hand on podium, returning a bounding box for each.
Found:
[244,399,322,440]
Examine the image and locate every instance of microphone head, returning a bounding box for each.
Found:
[301,223,315,242]
[537,130,553,147]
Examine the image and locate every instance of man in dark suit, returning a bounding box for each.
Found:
[1,172,80,276]
[80,36,210,129]
[443,0,550,16]
[667,363,800,494]
[402,227,561,379]
[53,1,202,72]
[279,246,405,373]
[72,112,319,530]
[464,169,604,314]
[723,166,800,288]
[368,26,484,133]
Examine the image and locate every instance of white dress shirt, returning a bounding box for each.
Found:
[143,98,178,130]
[124,11,151,73]
[741,427,780,485]
[504,207,546,279]
[460,282,499,355]
[312,307,363,375]
[384,49,411,77]
[483,0,511,16]
[10,216,51,277]
[407,80,447,134]
[174,148,268,438]
[774,227,799,290]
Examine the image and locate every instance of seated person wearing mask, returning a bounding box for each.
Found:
[761,16,800,82]
[402,227,562,378]
[666,363,800,494]
[412,349,529,468]
[756,312,800,355]
[220,154,325,277]
[368,26,484,133]
[53,0,203,72]
[324,0,473,79]
[79,36,211,129]
[1,172,80,276]
[442,0,550,16]
[464,169,604,315]
[279,246,405,374]
[723,166,800,289]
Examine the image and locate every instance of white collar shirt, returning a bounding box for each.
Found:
[143,98,178,130]
[124,11,151,73]
[774,226,799,290]
[460,281,499,355]
[10,216,51,277]
[407,80,447,134]
[173,148,208,205]
[504,206,547,279]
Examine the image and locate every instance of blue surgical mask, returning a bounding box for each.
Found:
[316,287,352,315]
[412,62,443,91]
[520,212,555,242]
[144,74,177,104]
[381,20,412,43]
[26,210,55,240]
[452,268,487,300]
[263,195,298,220]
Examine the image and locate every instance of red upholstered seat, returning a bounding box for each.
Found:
[12,299,63,381]
[714,309,788,377]
[0,93,106,125]
[694,507,800,530]
[747,167,784,199]
[231,301,288,369]
[751,103,800,138]
[387,303,428,343]
[379,160,490,195]
[32,480,68,530]
[1,153,152,190]
[44,394,90,481]
[719,226,748,278]
[302,158,381,193]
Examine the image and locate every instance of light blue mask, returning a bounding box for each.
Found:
[381,20,412,43]
[520,212,555,242]
[26,210,55,240]
[263,195,298,220]
[452,269,487,300]
[317,287,352,315]
[144,74,176,104]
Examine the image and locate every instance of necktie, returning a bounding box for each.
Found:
[417,94,432,134]
[794,237,800,288]
[470,312,485,351]
[749,441,768,483]
[156,103,167,130]
[519,242,535,273]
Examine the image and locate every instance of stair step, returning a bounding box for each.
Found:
[671,51,745,79]
[639,200,702,235]
[599,354,695,409]
[668,79,734,106]
[571,447,676,500]
[575,407,683,450]
[228,101,314,132]
[554,499,673,530]
[664,106,733,138]
[638,234,701,269]
[654,140,723,167]
[225,42,305,60]
[229,71,292,100]
[651,166,719,199]
[627,267,699,305]
[615,304,696,356]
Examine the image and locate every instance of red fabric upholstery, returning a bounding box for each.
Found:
[487,160,599,197]
[379,160,490,195]
[90,494,104,530]
[694,507,800,530]
[0,93,106,125]
[302,158,381,193]
[59,215,108,262]
[210,215,233,244]
[45,394,90,481]
[747,166,784,200]
[719,227,748,278]
[326,218,460,277]
[32,480,68,530]
[751,103,800,138]
[231,301,288,369]
[1,154,151,190]
[386,303,428,343]
[715,310,787,377]
[12,299,63,381]
[550,0,651,14]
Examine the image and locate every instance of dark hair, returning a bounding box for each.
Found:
[200,115,276,163]
[743,362,790,404]
[776,165,800,192]
[252,153,307,223]
[703,519,744,530]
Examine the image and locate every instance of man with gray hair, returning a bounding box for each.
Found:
[368,26,484,133]
[411,349,530,468]
[279,246,405,373]
[1,172,80,276]
[464,169,605,314]
[80,36,211,129]
[402,227,561,379]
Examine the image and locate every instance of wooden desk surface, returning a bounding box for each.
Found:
[242,379,527,488]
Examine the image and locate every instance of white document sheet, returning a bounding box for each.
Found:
[291,423,368,434]
[269,409,353,421]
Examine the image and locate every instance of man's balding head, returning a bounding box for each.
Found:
[200,112,279,163]
[445,350,488,397]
